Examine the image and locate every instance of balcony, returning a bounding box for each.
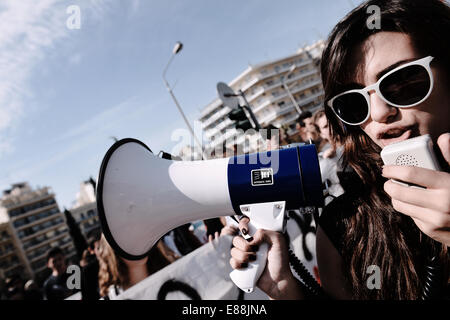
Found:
[0,247,15,259]
[24,230,69,254]
[13,207,60,230]
[205,118,233,140]
[9,197,57,220]
[0,235,11,244]
[242,58,313,92]
[28,237,73,265]
[244,68,319,104]
[202,106,231,130]
[253,80,323,114]
[3,187,54,211]
[21,218,67,246]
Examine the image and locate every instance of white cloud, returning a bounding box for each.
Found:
[0,0,111,158]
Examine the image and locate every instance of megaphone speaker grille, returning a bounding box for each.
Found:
[395,154,419,167]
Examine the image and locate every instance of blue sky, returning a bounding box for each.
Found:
[0,0,363,209]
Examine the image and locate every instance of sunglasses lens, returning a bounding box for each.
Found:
[331,92,368,124]
[380,65,431,106]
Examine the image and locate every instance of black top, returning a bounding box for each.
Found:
[318,181,450,299]
[43,273,77,300]
[318,191,360,254]
[318,170,364,254]
[81,255,100,300]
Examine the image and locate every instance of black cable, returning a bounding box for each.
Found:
[420,242,443,300]
[288,248,322,295]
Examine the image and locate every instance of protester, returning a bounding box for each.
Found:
[264,124,281,151]
[230,0,450,300]
[43,247,77,300]
[294,111,312,142]
[23,280,43,300]
[4,275,25,300]
[206,217,239,242]
[313,108,337,157]
[97,234,173,299]
[80,236,101,300]
[280,125,292,146]
[171,223,203,256]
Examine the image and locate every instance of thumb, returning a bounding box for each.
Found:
[437,133,450,166]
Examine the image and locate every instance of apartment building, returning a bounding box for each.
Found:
[0,220,25,280]
[69,181,100,239]
[199,40,325,154]
[0,183,76,284]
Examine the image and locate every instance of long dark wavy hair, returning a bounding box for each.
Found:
[321,0,450,299]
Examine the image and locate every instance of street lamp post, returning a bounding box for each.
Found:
[162,41,208,160]
[281,65,302,115]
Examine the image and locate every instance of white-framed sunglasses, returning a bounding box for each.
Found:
[327,56,434,126]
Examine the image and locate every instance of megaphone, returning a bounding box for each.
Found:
[96,138,323,293]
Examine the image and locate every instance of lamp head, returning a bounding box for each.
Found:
[173,42,183,54]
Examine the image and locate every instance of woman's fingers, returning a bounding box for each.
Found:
[230,235,258,270]
[382,165,449,189]
[437,132,450,165]
[232,235,260,252]
[384,179,449,213]
[230,247,257,263]
[238,215,250,236]
[391,198,450,229]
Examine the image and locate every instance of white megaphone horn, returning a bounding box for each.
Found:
[96,138,323,293]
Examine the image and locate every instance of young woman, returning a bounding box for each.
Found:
[96,234,175,299]
[230,0,449,300]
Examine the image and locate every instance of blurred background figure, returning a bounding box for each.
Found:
[163,223,203,257]
[264,124,280,151]
[4,275,25,300]
[96,233,175,299]
[80,235,101,300]
[313,108,340,158]
[205,217,238,242]
[294,111,313,142]
[280,125,292,146]
[43,247,78,300]
[24,280,43,300]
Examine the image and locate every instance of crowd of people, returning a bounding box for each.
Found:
[1,216,239,300]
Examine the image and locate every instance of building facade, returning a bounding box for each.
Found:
[69,181,101,240]
[0,183,76,284]
[199,40,325,154]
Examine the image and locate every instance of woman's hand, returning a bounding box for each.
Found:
[229,217,303,300]
[208,225,239,242]
[382,133,450,247]
[323,146,336,159]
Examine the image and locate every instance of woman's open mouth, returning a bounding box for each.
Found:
[379,127,413,147]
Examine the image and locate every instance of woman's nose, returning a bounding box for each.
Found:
[369,91,398,123]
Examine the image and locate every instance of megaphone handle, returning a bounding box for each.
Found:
[229,243,268,293]
[229,201,286,293]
